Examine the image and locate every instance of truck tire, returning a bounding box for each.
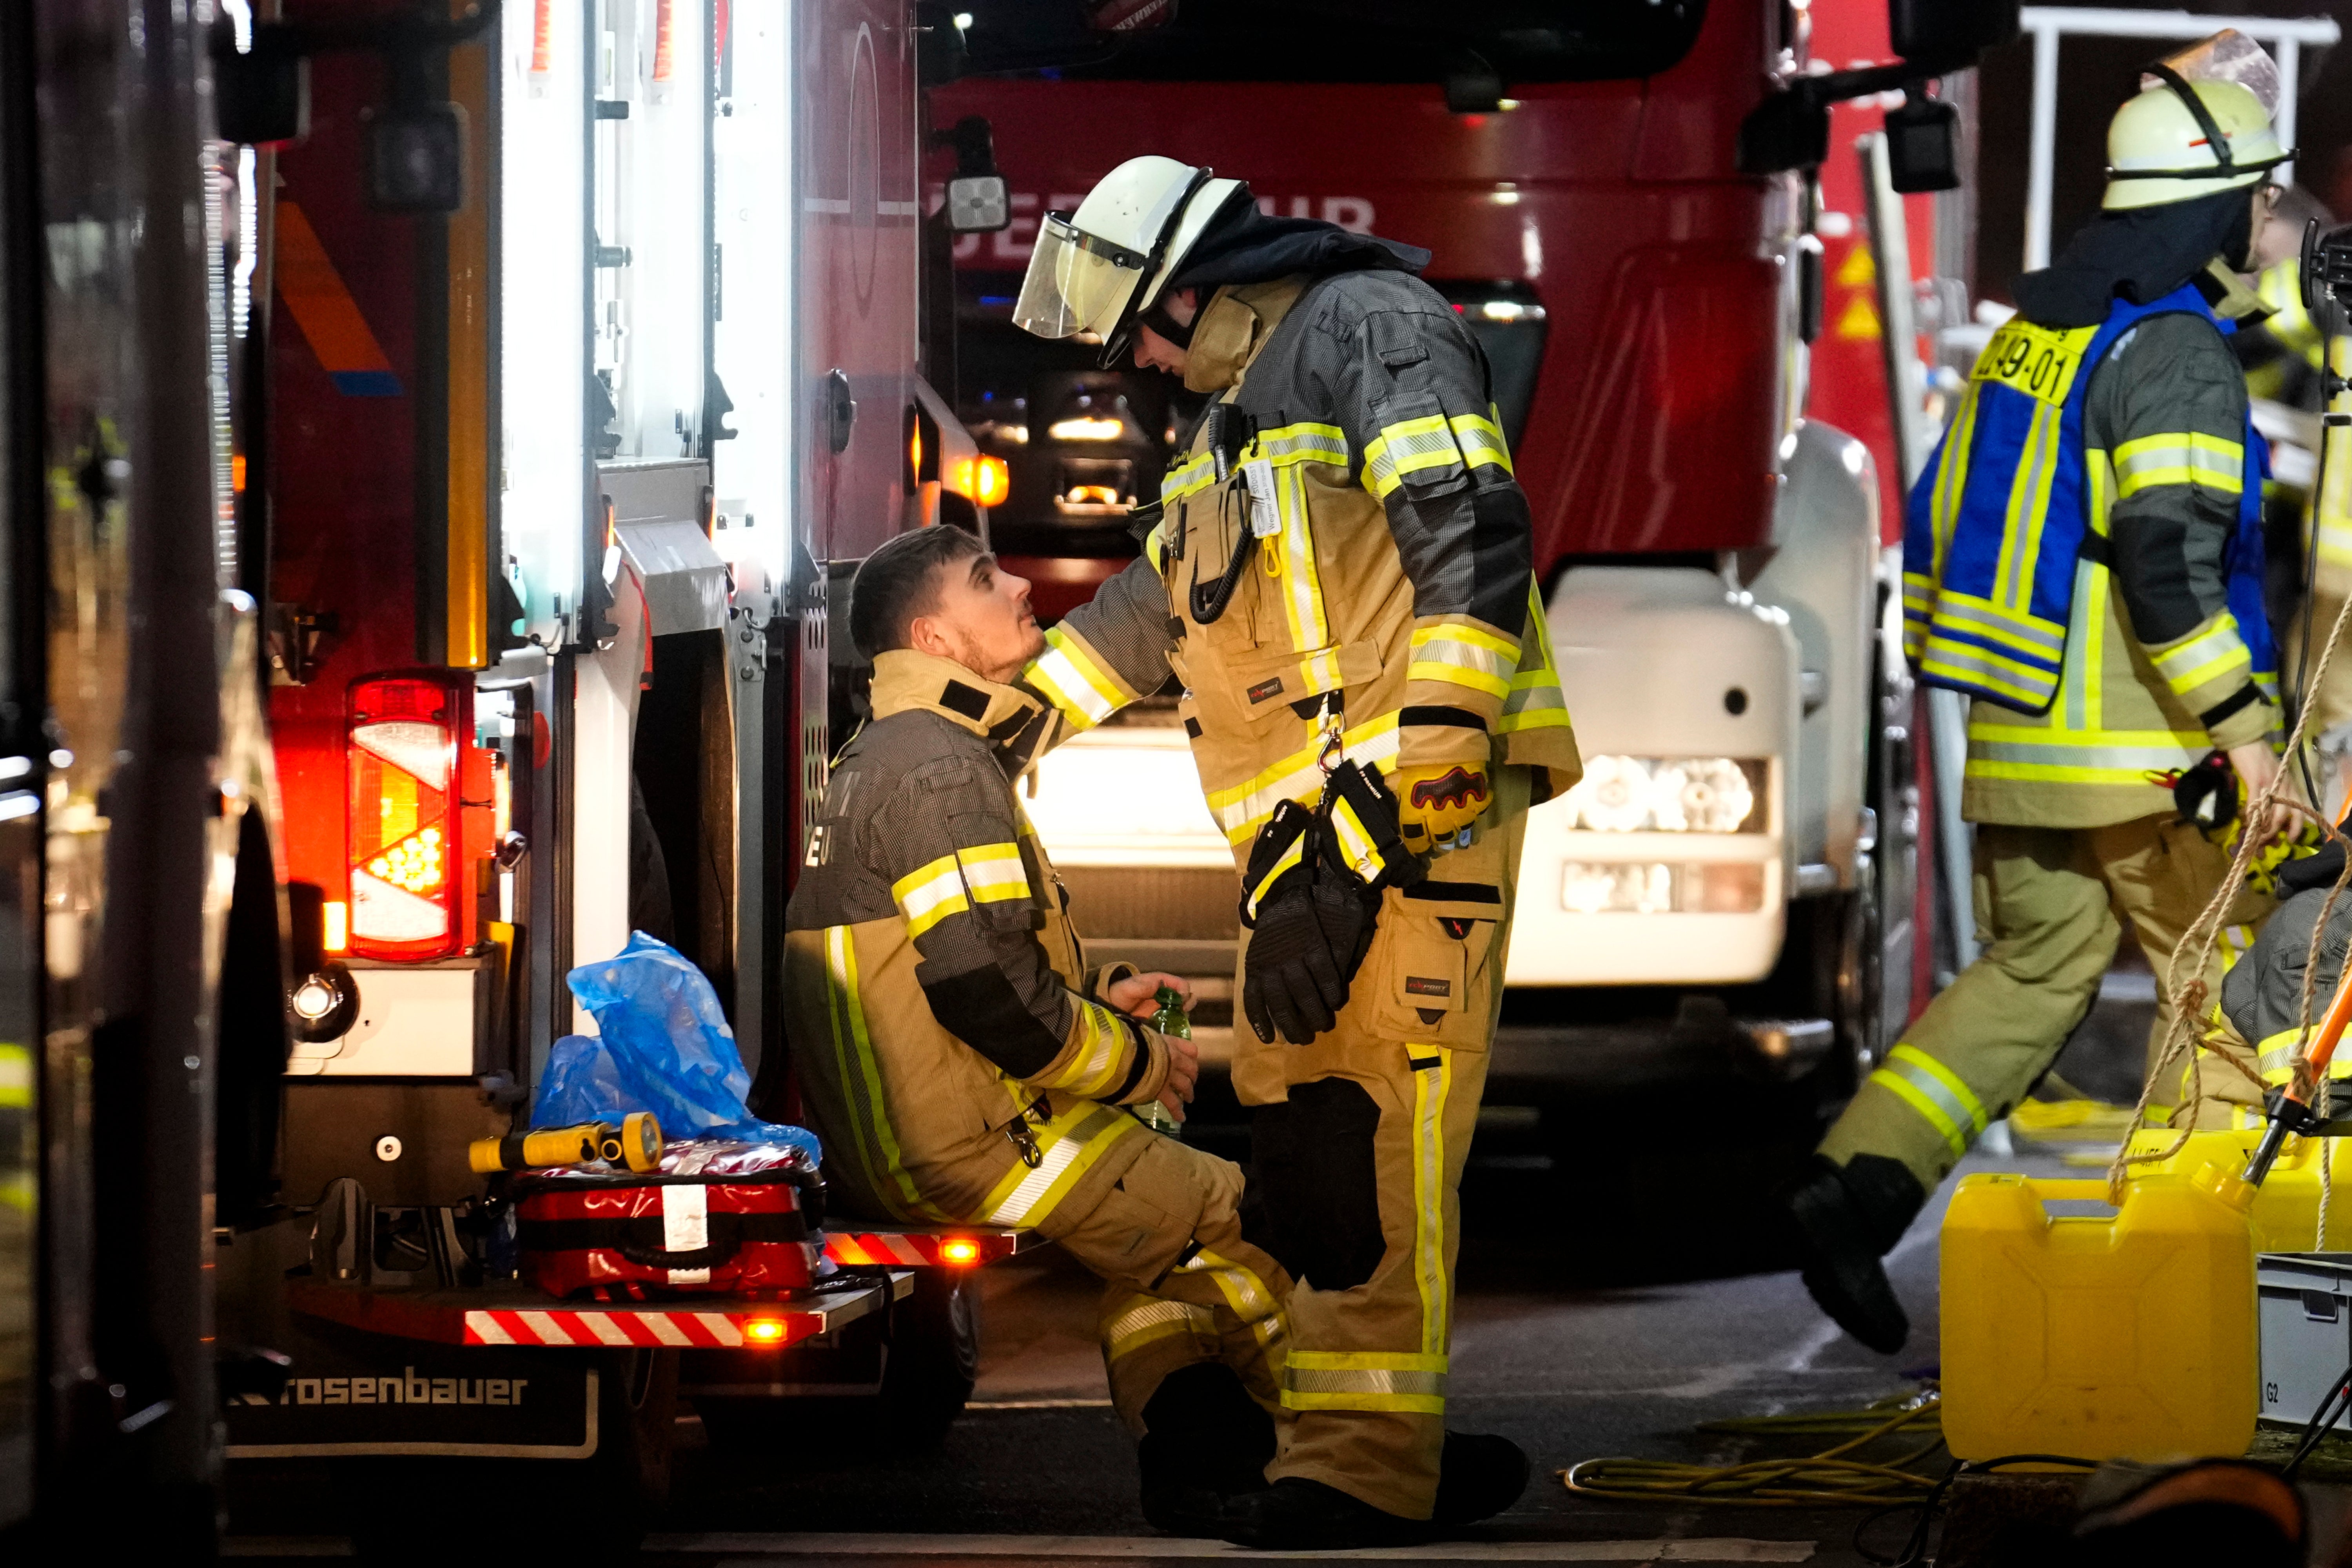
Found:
[879,1268,981,1446]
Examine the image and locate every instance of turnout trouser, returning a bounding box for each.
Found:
[1232,770,1530,1521]
[1039,1130,1294,1435]
[1821,813,2270,1195]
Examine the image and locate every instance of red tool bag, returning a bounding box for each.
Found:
[515,1170,821,1300]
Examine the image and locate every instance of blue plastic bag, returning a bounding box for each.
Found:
[532,931,820,1164]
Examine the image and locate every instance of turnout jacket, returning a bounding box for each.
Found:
[1906,264,2279,828]
[1021,272,1581,866]
[782,650,1171,1228]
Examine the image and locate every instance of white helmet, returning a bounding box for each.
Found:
[1013,155,1246,363]
[2103,32,2290,211]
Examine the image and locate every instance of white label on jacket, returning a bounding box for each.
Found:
[1243,458,1280,538]
[663,1183,712,1285]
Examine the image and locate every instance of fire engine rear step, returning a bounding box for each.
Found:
[820,1222,1038,1267]
[286,1272,911,1349]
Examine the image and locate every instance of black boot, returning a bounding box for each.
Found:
[1434,1431,1530,1525]
[1784,1154,1925,1355]
[1136,1363,1276,1537]
[1220,1478,1437,1550]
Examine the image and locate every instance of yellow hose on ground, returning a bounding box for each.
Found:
[1561,1392,1946,1509]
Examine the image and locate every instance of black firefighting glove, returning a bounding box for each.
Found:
[1243,878,1374,1045]
[1238,775,1401,1046]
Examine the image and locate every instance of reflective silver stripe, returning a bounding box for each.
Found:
[1254,423,1348,466]
[1882,1045,1987,1144]
[1967,738,2205,770]
[1929,596,2066,658]
[1280,1367,1446,1397]
[979,1105,1125,1226]
[1104,1298,1212,1357]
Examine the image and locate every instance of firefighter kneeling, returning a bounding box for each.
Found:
[787,526,1542,1540]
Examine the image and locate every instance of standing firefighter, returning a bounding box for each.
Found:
[1789,35,2295,1354]
[1011,157,1581,1548]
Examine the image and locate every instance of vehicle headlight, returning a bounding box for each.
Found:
[1561,755,1764,833]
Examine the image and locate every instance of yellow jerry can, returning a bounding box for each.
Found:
[2123,1125,2352,1252]
[1941,1166,2257,1463]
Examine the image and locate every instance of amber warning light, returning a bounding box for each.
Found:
[940,1238,981,1265]
[745,1319,787,1342]
[952,455,1009,508]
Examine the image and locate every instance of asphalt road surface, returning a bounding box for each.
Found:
[223,1116,2060,1566]
[228,970,2352,1564]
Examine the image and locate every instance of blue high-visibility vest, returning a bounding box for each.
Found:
[1902,282,2272,714]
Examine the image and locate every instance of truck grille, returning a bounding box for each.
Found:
[1058,866,1240,940]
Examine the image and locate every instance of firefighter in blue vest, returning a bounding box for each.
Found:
[1786,40,2296,1354]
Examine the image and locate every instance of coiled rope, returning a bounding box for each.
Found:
[1561,1390,1947,1509]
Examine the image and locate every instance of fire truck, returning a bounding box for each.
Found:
[932,0,2009,1154]
[8,0,1016,1550]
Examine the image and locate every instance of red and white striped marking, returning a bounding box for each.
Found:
[463,1306,820,1348]
[824,1230,1020,1267]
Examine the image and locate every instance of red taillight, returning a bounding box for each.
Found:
[347,674,465,960]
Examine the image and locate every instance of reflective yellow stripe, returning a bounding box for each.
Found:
[1408,620,1519,699]
[976,1102,1140,1227]
[1103,1295,1214,1363]
[1252,420,1348,469]
[1995,401,2065,613]
[1412,1045,1452,1355]
[1921,588,2068,660]
[955,841,1031,905]
[1965,723,2206,787]
[1177,1247,1286,1348]
[1919,636,2062,708]
[1208,712,1402,845]
[2112,431,2244,498]
[1928,385,1984,573]
[891,854,969,939]
[2257,1028,2352,1083]
[1329,795,1383,883]
[1244,829,1307,921]
[1499,584,1572,735]
[1280,1350,1447,1415]
[1049,1000,1130,1098]
[1870,1043,1989,1159]
[1274,461,1328,651]
[1144,521,1168,573]
[0,1041,26,1110]
[2149,618,2252,697]
[1024,625,1128,735]
[1361,414,1463,501]
[824,925,944,1219]
[1448,411,1512,475]
[1161,450,1218,504]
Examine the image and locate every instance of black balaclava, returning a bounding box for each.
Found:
[1168,187,1428,294]
[2012,183,2260,327]
[1113,187,1431,365]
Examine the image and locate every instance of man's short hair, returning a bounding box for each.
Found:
[848,525,985,659]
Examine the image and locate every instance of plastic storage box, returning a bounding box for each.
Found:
[1942,1167,2257,1462]
[2257,1253,2352,1427]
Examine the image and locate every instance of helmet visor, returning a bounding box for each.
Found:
[1013,214,1145,341]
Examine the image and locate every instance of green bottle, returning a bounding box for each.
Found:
[1138,985,1190,1137]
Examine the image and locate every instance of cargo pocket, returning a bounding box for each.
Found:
[1221,638,1380,731]
[1371,881,1505,1051]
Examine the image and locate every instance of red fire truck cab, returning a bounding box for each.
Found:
[932,0,2002,1129]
